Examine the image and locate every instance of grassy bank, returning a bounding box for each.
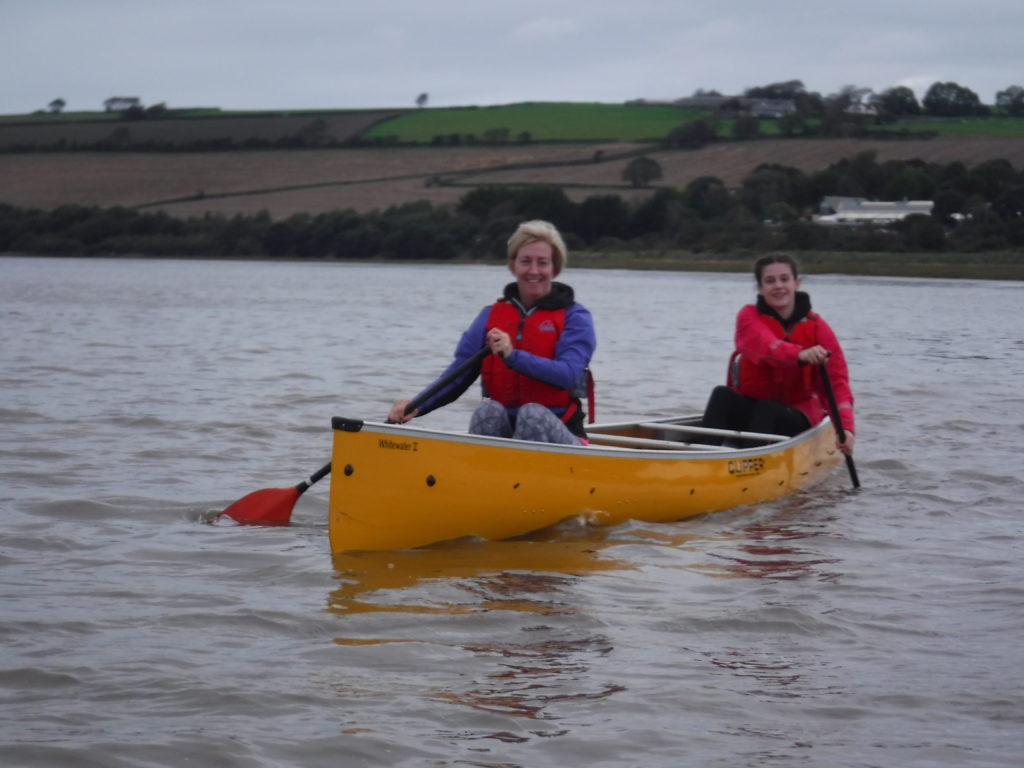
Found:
[569,249,1024,281]
[6,249,1021,281]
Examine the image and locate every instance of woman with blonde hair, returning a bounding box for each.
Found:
[389,220,596,444]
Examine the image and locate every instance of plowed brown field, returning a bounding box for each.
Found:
[2,137,1022,219]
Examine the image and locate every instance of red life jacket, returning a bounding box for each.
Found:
[481,300,574,411]
[730,311,819,405]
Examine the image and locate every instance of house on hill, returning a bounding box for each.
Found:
[104,97,142,112]
[814,197,933,226]
[673,95,796,118]
[745,98,797,118]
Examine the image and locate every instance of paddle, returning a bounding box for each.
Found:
[218,345,491,525]
[217,462,332,526]
[818,361,860,489]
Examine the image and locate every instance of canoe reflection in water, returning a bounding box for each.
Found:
[324,496,846,728]
[327,535,635,618]
[697,494,844,582]
[327,536,633,722]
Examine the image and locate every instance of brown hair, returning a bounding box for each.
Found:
[753,253,801,285]
[506,220,568,276]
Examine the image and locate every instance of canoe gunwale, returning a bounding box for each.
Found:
[329,413,828,460]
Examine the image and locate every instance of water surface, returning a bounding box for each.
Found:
[2,256,1022,767]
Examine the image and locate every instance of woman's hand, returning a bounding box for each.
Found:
[798,345,830,366]
[486,328,513,359]
[388,399,417,424]
[837,430,855,456]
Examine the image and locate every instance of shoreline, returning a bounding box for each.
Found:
[569,251,1024,281]
[5,250,1023,281]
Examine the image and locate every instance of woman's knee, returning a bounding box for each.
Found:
[518,402,548,419]
[469,399,511,436]
[703,386,740,424]
[514,403,579,445]
[476,399,505,418]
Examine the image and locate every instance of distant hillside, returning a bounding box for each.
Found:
[2,137,1022,220]
[5,101,1023,152]
[1,102,1023,219]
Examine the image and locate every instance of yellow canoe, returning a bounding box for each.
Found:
[328,414,843,552]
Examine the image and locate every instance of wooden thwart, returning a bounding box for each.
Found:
[635,422,789,443]
[586,421,790,451]
[586,433,730,451]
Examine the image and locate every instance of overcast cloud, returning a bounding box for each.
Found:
[2,0,1020,114]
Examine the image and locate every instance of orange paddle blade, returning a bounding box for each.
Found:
[218,486,302,526]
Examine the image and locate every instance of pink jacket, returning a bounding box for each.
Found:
[734,303,855,433]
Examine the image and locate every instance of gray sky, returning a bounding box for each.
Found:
[3,0,1020,114]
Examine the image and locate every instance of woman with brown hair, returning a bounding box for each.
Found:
[702,253,855,455]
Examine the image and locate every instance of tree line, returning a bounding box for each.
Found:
[739,79,1024,119]
[2,152,1021,260]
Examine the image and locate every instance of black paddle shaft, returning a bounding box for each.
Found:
[296,461,333,494]
[818,361,861,489]
[401,345,491,418]
[303,346,492,490]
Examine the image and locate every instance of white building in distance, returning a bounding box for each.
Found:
[814,196,934,226]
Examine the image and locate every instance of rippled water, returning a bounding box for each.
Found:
[2,256,1023,767]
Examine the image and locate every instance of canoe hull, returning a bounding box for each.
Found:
[328,415,842,552]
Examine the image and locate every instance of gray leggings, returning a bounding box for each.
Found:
[469,400,582,445]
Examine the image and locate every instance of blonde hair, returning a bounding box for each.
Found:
[506,220,568,276]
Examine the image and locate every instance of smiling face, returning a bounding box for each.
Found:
[511,240,555,308]
[757,261,800,318]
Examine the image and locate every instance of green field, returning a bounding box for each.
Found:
[362,102,708,142]
[358,103,1024,143]
[892,116,1024,138]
